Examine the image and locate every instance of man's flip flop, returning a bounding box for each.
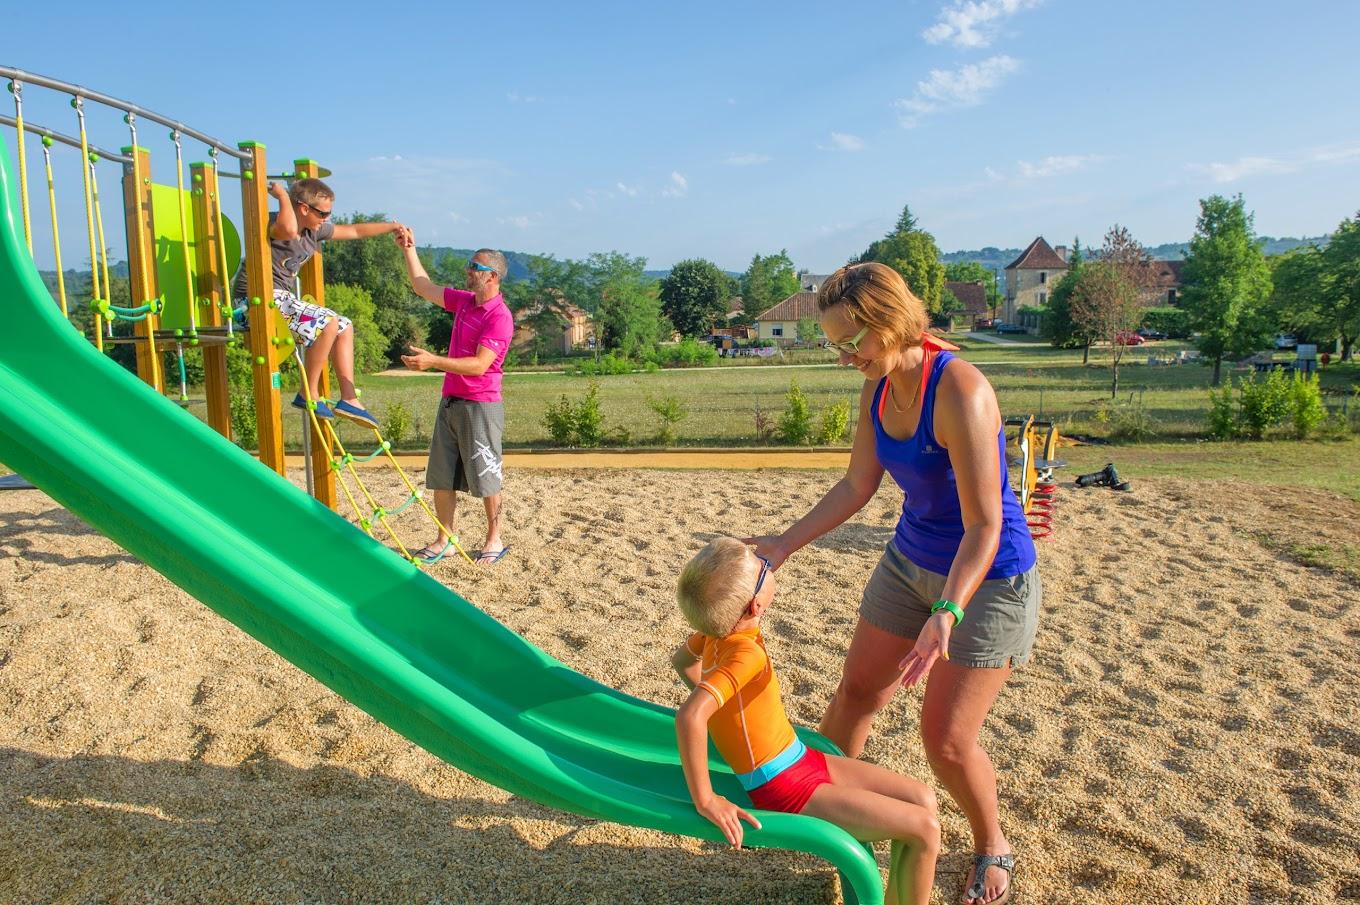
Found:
[475,547,510,565]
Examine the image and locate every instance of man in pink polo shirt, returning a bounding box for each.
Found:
[397,229,514,565]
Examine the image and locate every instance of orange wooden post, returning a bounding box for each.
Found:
[291,158,336,509]
[189,160,232,440]
[119,145,164,392]
[236,142,286,475]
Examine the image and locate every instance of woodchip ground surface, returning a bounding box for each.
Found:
[1,467,1357,904]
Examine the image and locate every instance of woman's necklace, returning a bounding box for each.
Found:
[886,351,929,413]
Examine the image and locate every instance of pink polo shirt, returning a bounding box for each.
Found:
[442,288,514,402]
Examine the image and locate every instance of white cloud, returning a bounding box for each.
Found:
[662,171,689,198]
[615,181,640,197]
[1188,142,1360,183]
[725,152,772,166]
[447,211,467,223]
[819,132,865,152]
[923,0,1043,48]
[567,198,584,211]
[1016,154,1102,179]
[895,55,1020,127]
[497,213,542,230]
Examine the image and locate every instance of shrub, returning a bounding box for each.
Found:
[1140,306,1192,339]
[647,394,689,446]
[542,382,605,447]
[226,345,257,449]
[573,382,605,447]
[572,352,635,376]
[1238,370,1292,440]
[649,337,719,368]
[1206,384,1236,440]
[324,283,387,374]
[543,395,576,445]
[753,402,774,444]
[1106,403,1156,443]
[816,400,852,445]
[776,379,815,445]
[382,401,412,448]
[1289,374,1326,439]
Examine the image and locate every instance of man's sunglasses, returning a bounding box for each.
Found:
[302,202,332,220]
[466,261,498,274]
[826,325,870,355]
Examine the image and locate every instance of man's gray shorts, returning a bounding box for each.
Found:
[426,396,504,497]
[860,542,1042,669]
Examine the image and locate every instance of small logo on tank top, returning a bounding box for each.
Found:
[922,443,940,454]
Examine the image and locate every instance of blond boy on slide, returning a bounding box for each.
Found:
[672,537,941,905]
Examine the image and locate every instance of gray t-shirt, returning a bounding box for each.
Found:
[231,213,334,299]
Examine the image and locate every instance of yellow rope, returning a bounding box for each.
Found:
[170,131,197,332]
[73,99,101,325]
[9,81,32,253]
[322,421,414,561]
[40,140,67,318]
[379,443,475,564]
[90,156,111,352]
[209,154,233,325]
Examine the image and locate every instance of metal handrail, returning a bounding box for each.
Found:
[2,66,249,161]
[0,113,131,163]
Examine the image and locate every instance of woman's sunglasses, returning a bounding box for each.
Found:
[826,325,869,355]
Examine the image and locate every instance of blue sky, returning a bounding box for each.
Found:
[7,0,1360,274]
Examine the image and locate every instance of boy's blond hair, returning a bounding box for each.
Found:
[289,177,335,209]
[677,537,760,637]
[817,262,928,351]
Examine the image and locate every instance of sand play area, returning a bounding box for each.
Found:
[1,465,1357,904]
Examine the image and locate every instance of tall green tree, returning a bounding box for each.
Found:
[658,258,732,337]
[1180,195,1273,383]
[590,252,667,355]
[1320,213,1360,360]
[1267,246,1328,344]
[857,205,945,314]
[1070,226,1151,397]
[740,250,800,321]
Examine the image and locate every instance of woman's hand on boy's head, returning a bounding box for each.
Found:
[695,794,762,848]
[741,535,789,570]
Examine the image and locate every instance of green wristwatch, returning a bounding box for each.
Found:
[931,599,964,627]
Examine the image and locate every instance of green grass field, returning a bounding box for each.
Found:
[307,337,1358,452]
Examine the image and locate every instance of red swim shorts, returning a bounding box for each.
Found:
[746,746,831,814]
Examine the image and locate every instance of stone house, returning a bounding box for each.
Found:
[1003,237,1069,322]
[756,291,823,344]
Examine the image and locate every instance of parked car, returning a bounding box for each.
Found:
[1114,331,1146,345]
[1274,334,1298,350]
[995,323,1028,334]
[1137,327,1168,341]
[973,317,995,330]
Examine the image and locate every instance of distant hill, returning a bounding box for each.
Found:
[940,235,1329,271]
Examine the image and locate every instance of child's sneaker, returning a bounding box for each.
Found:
[334,400,379,429]
[292,393,334,419]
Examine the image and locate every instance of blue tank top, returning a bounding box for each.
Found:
[871,350,1036,580]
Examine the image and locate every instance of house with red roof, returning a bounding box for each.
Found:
[755,291,822,344]
[1003,237,1069,323]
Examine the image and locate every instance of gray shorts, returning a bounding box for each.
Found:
[860,542,1041,669]
[426,397,504,497]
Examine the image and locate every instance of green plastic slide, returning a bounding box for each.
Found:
[0,141,882,904]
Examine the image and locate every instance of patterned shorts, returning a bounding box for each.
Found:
[235,289,352,347]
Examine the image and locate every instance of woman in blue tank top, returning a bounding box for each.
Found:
[746,263,1039,905]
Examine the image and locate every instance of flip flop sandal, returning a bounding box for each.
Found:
[475,546,510,565]
[963,853,1015,905]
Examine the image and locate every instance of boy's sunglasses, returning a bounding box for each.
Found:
[466,261,498,274]
[826,325,869,355]
[303,202,332,220]
[751,554,772,603]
